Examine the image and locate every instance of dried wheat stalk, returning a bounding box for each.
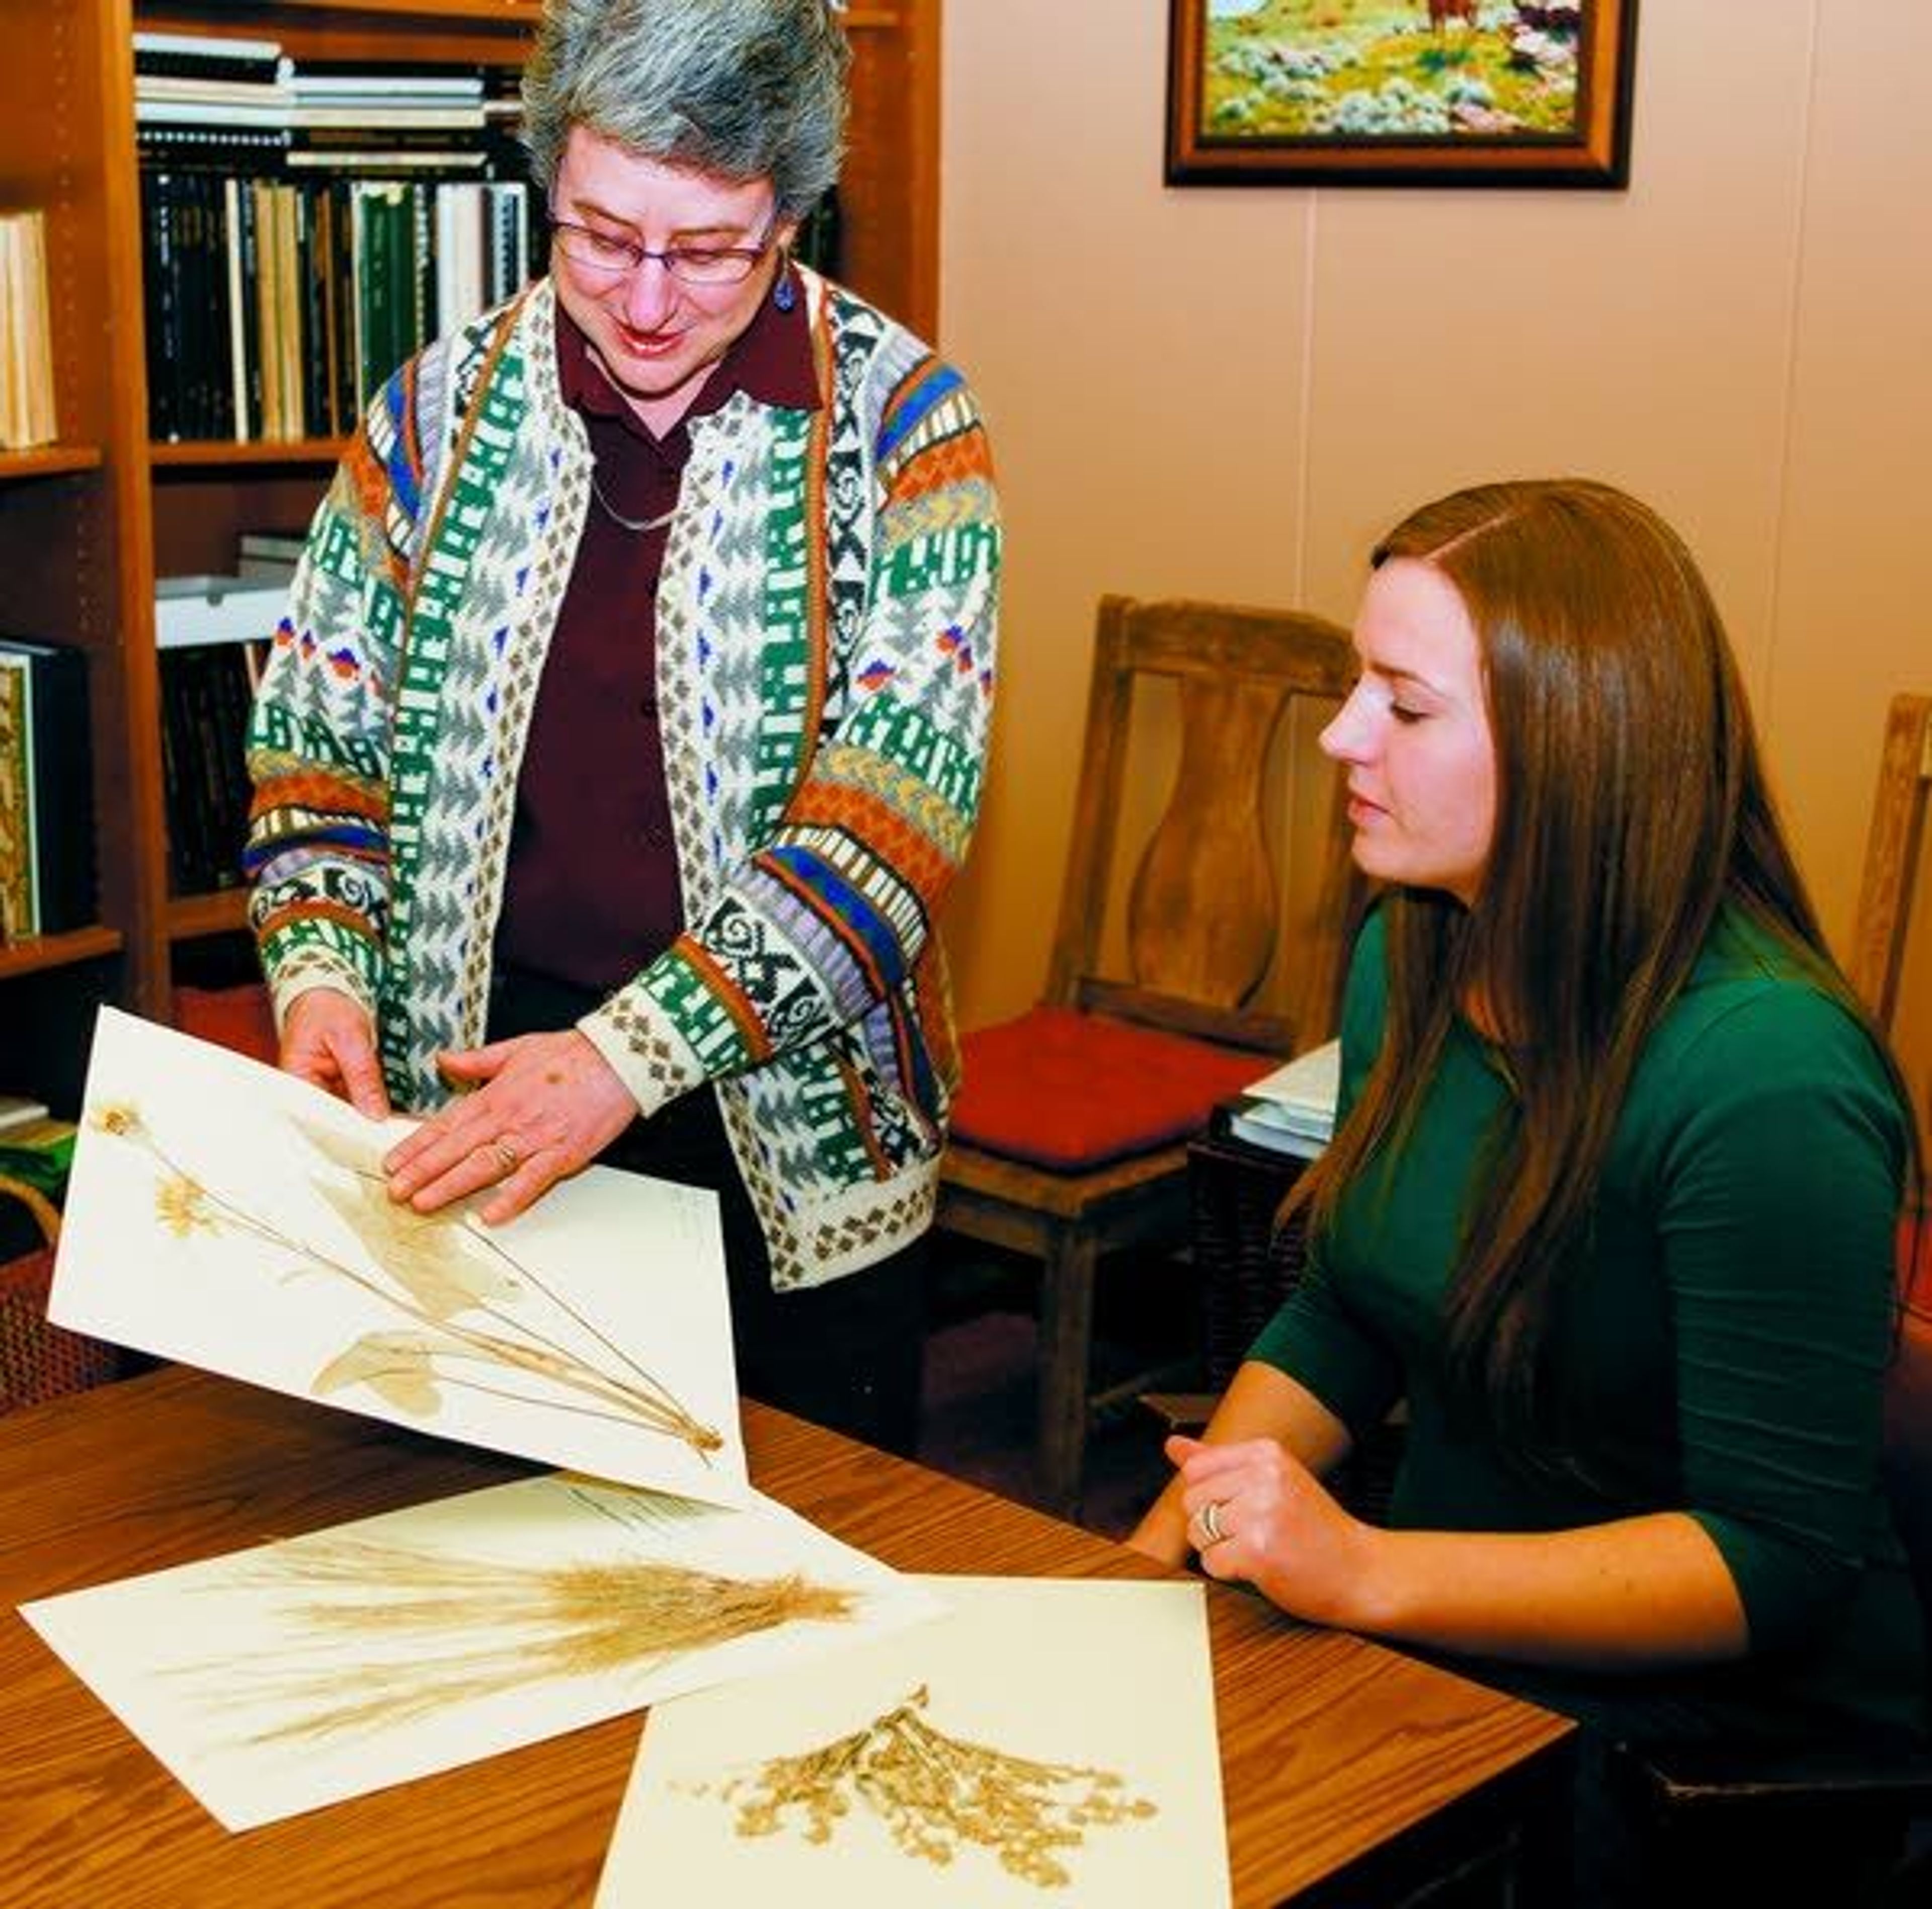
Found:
[214,1536,856,1741]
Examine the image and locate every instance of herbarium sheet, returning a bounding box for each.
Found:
[20,1471,944,1830]
[51,1008,746,1506]
[599,1575,1230,1906]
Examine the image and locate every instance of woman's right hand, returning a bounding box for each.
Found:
[279,988,390,1123]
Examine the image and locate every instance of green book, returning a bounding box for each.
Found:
[0,1114,77,1203]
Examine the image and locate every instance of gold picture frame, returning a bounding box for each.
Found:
[1167,0,1639,189]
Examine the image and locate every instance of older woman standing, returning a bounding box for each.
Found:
[244,0,1000,1454]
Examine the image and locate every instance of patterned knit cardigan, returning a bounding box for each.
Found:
[245,271,1000,1290]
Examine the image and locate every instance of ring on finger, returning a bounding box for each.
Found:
[1201,1498,1229,1546]
[490,1135,521,1175]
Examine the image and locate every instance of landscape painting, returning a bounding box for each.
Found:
[1167,0,1638,186]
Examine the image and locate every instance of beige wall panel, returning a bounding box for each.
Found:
[1764,0,1932,978]
[1295,2,1815,664]
[941,0,1313,1025]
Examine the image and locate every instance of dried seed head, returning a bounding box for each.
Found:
[686,1682,1158,1888]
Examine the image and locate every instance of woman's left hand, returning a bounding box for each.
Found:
[382,1030,640,1225]
[1169,1432,1382,1630]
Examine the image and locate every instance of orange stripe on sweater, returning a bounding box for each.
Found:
[679,940,774,1065]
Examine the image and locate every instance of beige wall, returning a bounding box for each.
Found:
[936,0,1932,1112]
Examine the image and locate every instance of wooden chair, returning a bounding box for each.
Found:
[937,595,1360,1516]
[1849,692,1932,1041]
[1621,690,1932,1904]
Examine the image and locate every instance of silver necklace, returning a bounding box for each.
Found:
[588,464,677,534]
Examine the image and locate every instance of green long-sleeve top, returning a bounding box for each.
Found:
[1251,905,1925,1745]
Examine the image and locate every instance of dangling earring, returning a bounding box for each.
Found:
[773,253,797,313]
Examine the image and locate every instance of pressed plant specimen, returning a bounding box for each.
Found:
[87,1100,723,1458]
[210,1519,858,1742]
[686,1682,1158,1888]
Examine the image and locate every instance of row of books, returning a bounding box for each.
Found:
[160,636,265,899]
[0,637,95,943]
[142,170,533,444]
[134,30,524,157]
[0,211,57,452]
[156,549,303,898]
[135,28,533,444]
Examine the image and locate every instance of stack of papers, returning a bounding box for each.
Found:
[1226,1038,1339,1159]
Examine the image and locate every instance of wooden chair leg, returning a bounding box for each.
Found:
[1036,1229,1099,1520]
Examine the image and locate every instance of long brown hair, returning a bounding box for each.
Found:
[1286,478,1914,1460]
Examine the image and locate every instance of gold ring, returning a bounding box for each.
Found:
[491,1136,520,1174]
[1201,1499,1228,1546]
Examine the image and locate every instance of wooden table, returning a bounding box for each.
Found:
[0,1370,1573,1906]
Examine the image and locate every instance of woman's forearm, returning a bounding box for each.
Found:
[1310,1510,1751,1672]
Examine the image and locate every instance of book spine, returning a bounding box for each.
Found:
[330,179,358,431]
[0,658,33,938]
[141,171,182,442]
[0,642,94,935]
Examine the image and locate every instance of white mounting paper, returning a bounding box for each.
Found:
[601,1575,1230,1907]
[21,1473,945,1832]
[51,1007,747,1505]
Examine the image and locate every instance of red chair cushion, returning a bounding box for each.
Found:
[949,1006,1264,1172]
[174,983,279,1067]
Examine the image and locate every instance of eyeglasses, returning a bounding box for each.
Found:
[548,208,780,288]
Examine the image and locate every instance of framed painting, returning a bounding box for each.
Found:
[1167,0,1639,188]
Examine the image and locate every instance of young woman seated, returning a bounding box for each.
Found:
[1129,477,1924,1902]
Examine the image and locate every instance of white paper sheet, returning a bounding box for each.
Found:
[600,1576,1230,1908]
[20,1473,945,1832]
[50,1008,748,1506]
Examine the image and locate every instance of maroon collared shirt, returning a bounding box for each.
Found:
[493,272,819,995]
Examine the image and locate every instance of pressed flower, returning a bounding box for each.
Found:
[155,1174,218,1238]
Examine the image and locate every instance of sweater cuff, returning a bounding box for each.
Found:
[577,989,708,1121]
[260,949,379,1035]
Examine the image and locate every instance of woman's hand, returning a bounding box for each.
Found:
[382,1030,640,1225]
[280,988,390,1123]
[1126,1363,1359,1573]
[1170,1433,1383,1629]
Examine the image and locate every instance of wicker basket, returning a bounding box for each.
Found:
[1188,1128,1314,1389]
[0,1172,119,1413]
[1186,1124,1403,1524]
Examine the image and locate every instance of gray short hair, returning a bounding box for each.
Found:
[522,0,850,221]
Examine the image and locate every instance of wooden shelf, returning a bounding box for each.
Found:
[152,439,349,469]
[262,0,536,20]
[0,926,124,981]
[167,890,251,942]
[0,445,104,482]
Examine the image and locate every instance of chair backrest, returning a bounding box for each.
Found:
[1849,692,1931,1033]
[1044,595,1361,1057]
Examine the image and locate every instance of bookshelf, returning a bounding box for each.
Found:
[0,0,942,1114]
